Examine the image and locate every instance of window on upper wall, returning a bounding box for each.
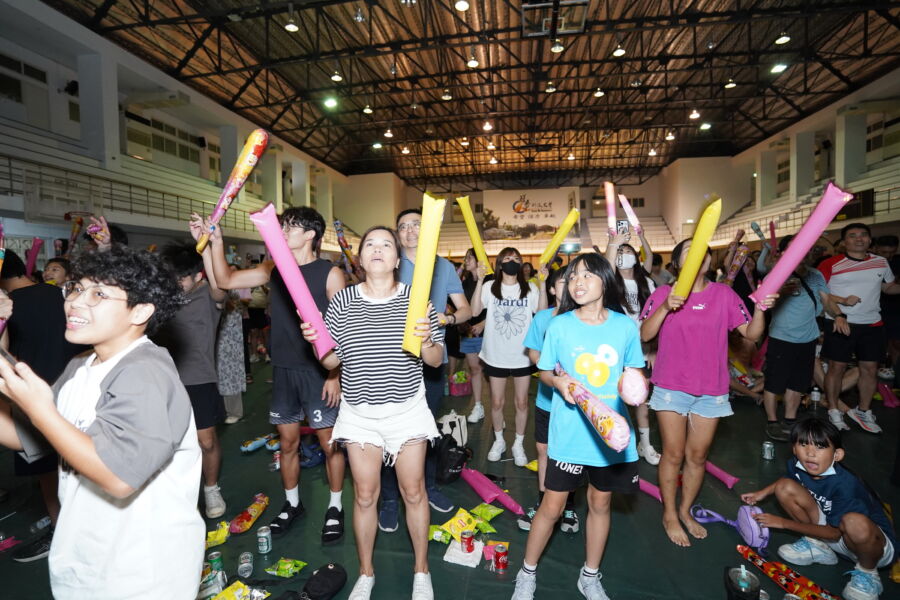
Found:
[68,101,80,122]
[22,64,46,83]
[630,197,645,207]
[0,73,22,102]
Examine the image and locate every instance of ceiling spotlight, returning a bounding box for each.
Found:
[482,120,493,132]
[770,63,788,74]
[706,40,716,50]
[399,0,416,5]
[466,48,479,68]
[460,137,469,147]
[545,82,556,93]
[323,97,338,109]
[441,88,452,101]
[454,0,470,10]
[612,44,626,57]
[775,32,791,45]
[594,87,605,98]
[489,156,498,164]
[372,141,383,149]
[362,104,373,114]
[724,78,737,89]
[354,7,365,23]
[648,148,657,156]
[383,128,393,138]
[401,146,410,154]
[331,71,343,82]
[550,39,564,53]
[630,79,642,88]
[567,152,575,161]
[665,131,675,141]
[284,3,299,32]
[689,109,700,119]
[699,122,712,130]
[487,141,496,150]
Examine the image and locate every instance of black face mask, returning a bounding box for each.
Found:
[500,261,522,276]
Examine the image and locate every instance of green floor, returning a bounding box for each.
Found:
[2,362,899,599]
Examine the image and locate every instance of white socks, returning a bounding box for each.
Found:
[514,433,525,445]
[285,486,299,508]
[639,427,650,446]
[494,430,504,442]
[203,483,219,493]
[329,490,343,511]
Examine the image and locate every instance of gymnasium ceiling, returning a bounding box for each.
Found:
[42,1,900,191]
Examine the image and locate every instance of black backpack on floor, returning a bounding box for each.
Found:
[435,433,470,484]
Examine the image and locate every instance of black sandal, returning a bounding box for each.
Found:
[269,500,304,537]
[321,506,344,544]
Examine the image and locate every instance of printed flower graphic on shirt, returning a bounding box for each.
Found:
[575,344,619,387]
[494,304,527,338]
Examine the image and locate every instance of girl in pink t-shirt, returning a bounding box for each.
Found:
[639,238,775,548]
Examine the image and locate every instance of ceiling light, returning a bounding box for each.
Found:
[489,156,498,164]
[699,122,712,130]
[706,41,716,50]
[770,63,788,74]
[460,137,469,146]
[753,172,758,178]
[354,7,365,22]
[550,39,564,53]
[775,32,791,45]
[482,120,493,131]
[323,97,338,109]
[284,3,299,32]
[383,128,393,138]
[466,48,479,68]
[612,44,626,57]
[441,88,452,101]
[689,109,700,119]
[545,82,556,93]
[567,152,575,161]
[724,78,737,89]
[593,87,605,97]
[399,0,416,5]
[648,148,657,156]
[630,79,642,88]
[362,104,373,114]
[331,71,343,82]
[487,141,496,150]
[401,146,410,154]
[665,131,675,141]
[372,141,383,149]
[454,0,470,10]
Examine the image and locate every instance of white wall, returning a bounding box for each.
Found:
[335,172,406,234]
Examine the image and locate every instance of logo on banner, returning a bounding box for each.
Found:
[512,195,553,214]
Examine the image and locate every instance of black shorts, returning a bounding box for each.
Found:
[247,307,267,330]
[270,366,338,428]
[186,382,225,430]
[544,458,639,493]
[534,406,550,444]
[14,450,58,476]
[483,363,535,378]
[764,338,817,395]
[822,323,887,364]
[445,325,464,359]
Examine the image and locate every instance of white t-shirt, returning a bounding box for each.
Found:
[819,253,895,324]
[479,281,540,368]
[50,337,204,600]
[622,277,656,325]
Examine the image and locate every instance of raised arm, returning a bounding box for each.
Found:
[637,230,654,272]
[605,232,629,263]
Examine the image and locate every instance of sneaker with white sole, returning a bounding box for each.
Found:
[828,408,850,431]
[842,569,883,600]
[777,536,838,566]
[511,441,528,467]
[577,572,611,600]
[561,509,580,533]
[517,504,538,531]
[487,437,506,462]
[348,575,375,600]
[511,569,537,600]
[877,367,894,380]
[412,572,434,600]
[638,442,661,465]
[12,528,53,562]
[846,408,882,434]
[204,485,226,519]
[467,402,485,423]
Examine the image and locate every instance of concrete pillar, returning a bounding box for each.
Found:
[289,159,310,208]
[835,112,867,187]
[789,130,815,201]
[315,170,333,224]
[77,53,120,170]
[260,148,283,213]
[755,150,777,207]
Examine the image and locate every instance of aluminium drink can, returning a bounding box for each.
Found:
[493,544,509,571]
[207,550,224,573]
[762,441,776,460]
[460,530,475,553]
[257,525,273,554]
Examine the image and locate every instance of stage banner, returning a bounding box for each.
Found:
[482,188,579,241]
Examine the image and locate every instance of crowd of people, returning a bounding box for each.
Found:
[0,210,897,600]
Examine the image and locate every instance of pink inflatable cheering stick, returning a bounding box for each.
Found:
[877,382,900,408]
[554,364,631,452]
[459,467,524,514]
[250,204,336,359]
[750,183,852,309]
[24,238,43,279]
[639,478,662,503]
[603,181,617,236]
[196,129,269,253]
[618,194,642,234]
[705,461,740,489]
[724,245,749,287]
[769,221,777,252]
[617,367,649,406]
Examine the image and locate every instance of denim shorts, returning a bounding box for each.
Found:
[649,386,733,419]
[459,336,483,355]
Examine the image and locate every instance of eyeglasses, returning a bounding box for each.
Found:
[62,281,129,307]
[281,222,307,233]
[397,221,421,232]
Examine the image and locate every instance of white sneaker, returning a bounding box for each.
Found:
[577,572,611,600]
[511,441,528,467]
[777,536,838,566]
[412,572,434,600]
[638,442,661,466]
[348,575,375,600]
[467,402,485,423]
[846,408,882,434]
[487,437,506,462]
[511,569,537,600]
[204,485,226,519]
[224,416,241,425]
[843,569,883,600]
[828,408,850,431]
[249,354,260,363]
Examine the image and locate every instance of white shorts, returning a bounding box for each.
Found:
[330,395,439,466]
[817,506,895,568]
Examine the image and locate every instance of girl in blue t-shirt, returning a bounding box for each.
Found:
[512,253,645,600]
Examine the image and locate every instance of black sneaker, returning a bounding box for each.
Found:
[765,421,790,442]
[12,528,53,563]
[321,506,344,544]
[517,504,538,532]
[269,500,305,537]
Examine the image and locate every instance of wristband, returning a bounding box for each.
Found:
[835,314,847,320]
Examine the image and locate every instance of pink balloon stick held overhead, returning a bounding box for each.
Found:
[249,204,336,359]
[618,194,642,234]
[603,181,617,236]
[769,220,777,251]
[24,237,43,279]
[750,182,852,309]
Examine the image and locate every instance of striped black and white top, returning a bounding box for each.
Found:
[325,282,443,413]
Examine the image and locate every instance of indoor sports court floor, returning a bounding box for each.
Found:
[2,362,899,599]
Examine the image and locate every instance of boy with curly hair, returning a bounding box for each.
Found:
[0,246,205,599]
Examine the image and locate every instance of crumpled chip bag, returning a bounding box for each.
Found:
[213,580,270,599]
[440,508,477,542]
[264,557,308,578]
[470,503,503,522]
[473,517,496,534]
[429,525,451,544]
[205,521,230,549]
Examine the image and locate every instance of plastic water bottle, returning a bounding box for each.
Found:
[29,516,51,534]
[810,386,822,413]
